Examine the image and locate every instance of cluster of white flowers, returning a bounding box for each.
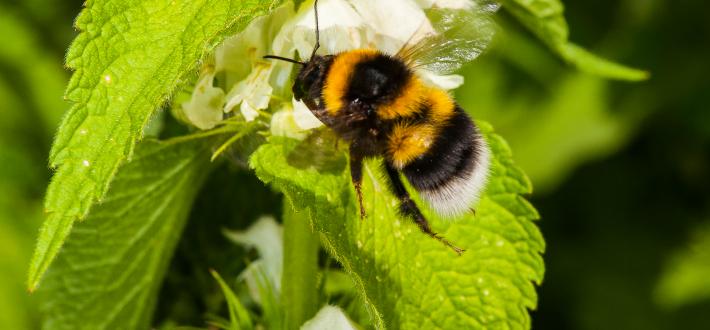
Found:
[179,0,477,135]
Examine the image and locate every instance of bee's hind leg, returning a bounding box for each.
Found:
[349,147,366,219]
[383,162,465,255]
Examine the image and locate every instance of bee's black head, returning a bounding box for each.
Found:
[293,55,331,102]
[263,0,327,104]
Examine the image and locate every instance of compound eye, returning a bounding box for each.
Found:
[292,81,307,101]
[294,66,321,101]
[304,68,319,86]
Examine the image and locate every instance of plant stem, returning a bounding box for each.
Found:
[281,200,320,330]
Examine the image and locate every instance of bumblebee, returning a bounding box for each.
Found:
[265,0,496,254]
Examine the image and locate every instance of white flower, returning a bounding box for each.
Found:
[181,0,477,132]
[180,3,296,128]
[271,97,325,139]
[219,3,297,122]
[224,63,274,122]
[301,306,358,330]
[180,68,225,130]
[415,0,476,9]
[292,97,324,130]
[224,216,283,301]
[420,72,465,90]
[292,0,447,62]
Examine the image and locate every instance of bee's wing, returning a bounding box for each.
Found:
[286,128,347,174]
[218,128,346,173]
[397,1,499,75]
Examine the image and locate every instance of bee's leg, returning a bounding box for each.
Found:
[349,148,366,219]
[383,162,465,255]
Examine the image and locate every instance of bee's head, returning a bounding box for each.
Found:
[293,55,329,102]
[264,0,325,102]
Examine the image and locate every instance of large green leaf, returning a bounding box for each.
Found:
[0,76,44,330]
[39,137,213,330]
[251,123,544,329]
[29,0,282,291]
[0,6,66,137]
[0,8,67,330]
[500,0,649,81]
[655,223,710,309]
[458,59,642,192]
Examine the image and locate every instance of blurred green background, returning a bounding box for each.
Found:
[0,0,708,329]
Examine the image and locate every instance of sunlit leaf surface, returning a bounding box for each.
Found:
[251,122,544,329]
[28,0,283,291]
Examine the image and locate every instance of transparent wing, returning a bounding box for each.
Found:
[397,1,499,75]
[286,128,347,174]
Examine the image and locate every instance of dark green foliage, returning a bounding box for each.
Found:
[1,0,708,329]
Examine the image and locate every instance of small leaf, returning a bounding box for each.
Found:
[255,269,284,330]
[211,270,254,330]
[251,122,544,329]
[281,203,320,330]
[28,0,283,291]
[655,223,710,309]
[559,43,650,81]
[38,137,213,329]
[500,0,649,80]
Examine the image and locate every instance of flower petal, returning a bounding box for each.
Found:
[350,0,431,53]
[292,0,367,56]
[224,63,275,121]
[292,98,324,130]
[180,70,225,130]
[415,0,475,9]
[301,306,357,330]
[216,2,295,78]
[240,101,260,122]
[420,71,465,90]
[271,105,308,140]
[224,216,283,292]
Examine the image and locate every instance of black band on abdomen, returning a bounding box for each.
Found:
[401,106,483,192]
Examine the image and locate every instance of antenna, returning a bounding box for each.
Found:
[310,0,321,59]
[263,0,322,64]
[263,55,306,65]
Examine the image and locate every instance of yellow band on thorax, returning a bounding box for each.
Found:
[377,77,426,120]
[323,49,379,115]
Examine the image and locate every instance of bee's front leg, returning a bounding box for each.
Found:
[349,147,366,220]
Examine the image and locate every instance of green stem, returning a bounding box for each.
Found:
[281,199,320,330]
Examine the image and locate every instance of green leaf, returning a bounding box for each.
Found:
[28,0,283,291]
[655,223,710,309]
[251,123,544,329]
[255,270,284,330]
[558,43,650,81]
[282,203,320,329]
[0,6,66,136]
[0,8,65,329]
[500,0,649,81]
[0,200,43,330]
[38,137,213,329]
[211,270,253,330]
[458,62,644,192]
